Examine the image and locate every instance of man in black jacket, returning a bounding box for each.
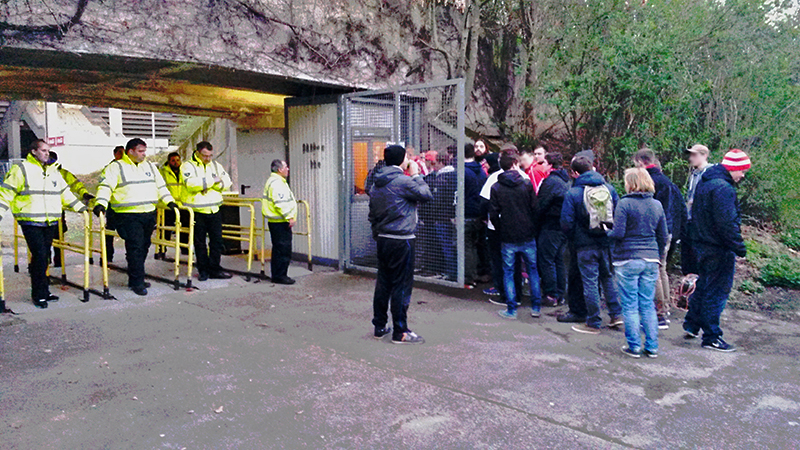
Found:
[368,145,434,344]
[537,152,570,307]
[684,149,750,352]
[489,153,542,319]
[633,148,687,330]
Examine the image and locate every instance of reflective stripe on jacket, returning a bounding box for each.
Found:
[0,154,86,224]
[96,153,174,213]
[57,165,89,198]
[262,173,297,223]
[180,152,232,214]
[160,164,185,205]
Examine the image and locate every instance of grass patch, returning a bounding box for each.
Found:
[759,254,800,289]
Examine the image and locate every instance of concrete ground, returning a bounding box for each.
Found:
[1,244,800,449]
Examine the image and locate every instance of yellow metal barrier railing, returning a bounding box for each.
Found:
[221,197,259,278]
[53,210,92,302]
[150,205,196,288]
[230,197,313,278]
[14,211,96,302]
[91,205,195,291]
[0,233,12,314]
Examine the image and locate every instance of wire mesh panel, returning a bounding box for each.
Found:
[342,80,466,287]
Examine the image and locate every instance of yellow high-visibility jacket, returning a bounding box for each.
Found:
[180,152,232,214]
[160,163,185,205]
[262,172,297,223]
[56,164,90,198]
[96,153,174,213]
[0,154,86,224]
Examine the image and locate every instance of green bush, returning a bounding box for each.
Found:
[759,254,800,289]
[780,229,800,251]
[745,239,774,260]
[737,279,765,295]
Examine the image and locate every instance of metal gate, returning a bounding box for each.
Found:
[341,79,466,287]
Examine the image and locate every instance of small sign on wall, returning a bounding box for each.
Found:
[47,136,65,147]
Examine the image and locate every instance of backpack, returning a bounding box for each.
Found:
[583,184,614,235]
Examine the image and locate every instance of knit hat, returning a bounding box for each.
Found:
[721,149,751,172]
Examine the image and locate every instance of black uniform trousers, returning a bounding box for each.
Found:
[20,223,58,300]
[114,211,157,288]
[194,210,224,276]
[268,221,293,280]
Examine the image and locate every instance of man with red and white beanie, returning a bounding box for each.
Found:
[683,148,751,352]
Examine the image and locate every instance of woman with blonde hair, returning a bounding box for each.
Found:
[608,168,669,358]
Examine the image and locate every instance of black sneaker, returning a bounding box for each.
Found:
[643,349,658,359]
[392,331,425,345]
[46,294,59,302]
[542,296,559,307]
[557,312,586,323]
[658,316,670,330]
[198,272,209,282]
[373,327,391,339]
[130,286,148,296]
[33,299,48,309]
[683,328,699,339]
[702,338,736,352]
[273,277,296,285]
[209,271,233,279]
[621,346,641,358]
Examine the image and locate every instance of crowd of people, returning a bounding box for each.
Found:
[367,141,751,356]
[0,138,298,312]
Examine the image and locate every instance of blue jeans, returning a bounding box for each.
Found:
[434,222,457,280]
[615,260,659,353]
[501,239,541,313]
[576,247,621,328]
[684,245,736,344]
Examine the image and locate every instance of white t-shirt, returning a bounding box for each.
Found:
[479,168,529,230]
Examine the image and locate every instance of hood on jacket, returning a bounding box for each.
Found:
[573,170,607,188]
[374,165,404,188]
[549,168,570,183]
[465,160,483,176]
[498,169,525,187]
[701,163,735,185]
[622,192,654,200]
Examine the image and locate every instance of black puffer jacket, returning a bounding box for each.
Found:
[368,166,433,238]
[646,166,687,239]
[689,164,746,257]
[489,170,539,243]
[537,169,570,231]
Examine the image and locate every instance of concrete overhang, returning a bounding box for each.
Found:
[0,47,355,129]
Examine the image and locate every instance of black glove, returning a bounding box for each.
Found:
[82,193,95,203]
[93,204,106,217]
[167,202,179,210]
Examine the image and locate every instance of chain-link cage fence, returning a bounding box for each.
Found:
[342,80,466,287]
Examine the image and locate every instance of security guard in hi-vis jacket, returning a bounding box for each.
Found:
[94,138,177,296]
[180,141,233,281]
[0,139,87,308]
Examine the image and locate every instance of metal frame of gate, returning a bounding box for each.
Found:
[340,79,466,288]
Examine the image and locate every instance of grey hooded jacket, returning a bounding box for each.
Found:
[368,166,433,239]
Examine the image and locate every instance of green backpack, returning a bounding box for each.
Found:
[583,185,614,235]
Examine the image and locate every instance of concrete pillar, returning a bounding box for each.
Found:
[45,102,59,138]
[9,119,21,159]
[227,120,238,190]
[108,108,123,137]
